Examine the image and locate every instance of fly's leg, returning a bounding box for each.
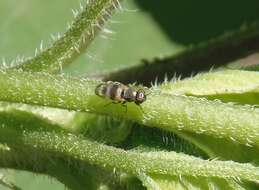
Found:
[104,101,120,108]
[104,101,113,108]
[135,102,144,113]
[104,101,127,113]
[122,101,127,113]
[139,105,144,113]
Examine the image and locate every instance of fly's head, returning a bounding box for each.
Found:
[135,89,146,105]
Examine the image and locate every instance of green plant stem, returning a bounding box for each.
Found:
[102,22,259,86]
[0,70,259,148]
[0,120,258,183]
[0,147,120,190]
[8,0,120,73]
[160,70,259,105]
[0,109,122,190]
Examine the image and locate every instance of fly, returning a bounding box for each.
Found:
[95,81,146,106]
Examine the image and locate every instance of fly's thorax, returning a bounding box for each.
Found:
[123,88,137,102]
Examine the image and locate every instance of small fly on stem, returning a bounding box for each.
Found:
[95,81,147,112]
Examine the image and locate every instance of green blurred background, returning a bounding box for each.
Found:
[0,0,259,189]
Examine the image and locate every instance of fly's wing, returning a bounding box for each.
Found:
[127,83,138,90]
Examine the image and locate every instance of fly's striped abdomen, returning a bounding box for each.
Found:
[95,82,125,102]
[95,83,107,97]
[108,83,122,100]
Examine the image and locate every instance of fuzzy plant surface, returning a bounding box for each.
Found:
[1,1,259,190]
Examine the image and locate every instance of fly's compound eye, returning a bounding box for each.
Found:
[136,90,146,104]
[138,92,145,99]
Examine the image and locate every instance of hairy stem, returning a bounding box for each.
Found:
[160,70,259,105]
[0,70,259,148]
[0,121,258,183]
[0,109,121,190]
[102,22,259,85]
[8,0,120,73]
